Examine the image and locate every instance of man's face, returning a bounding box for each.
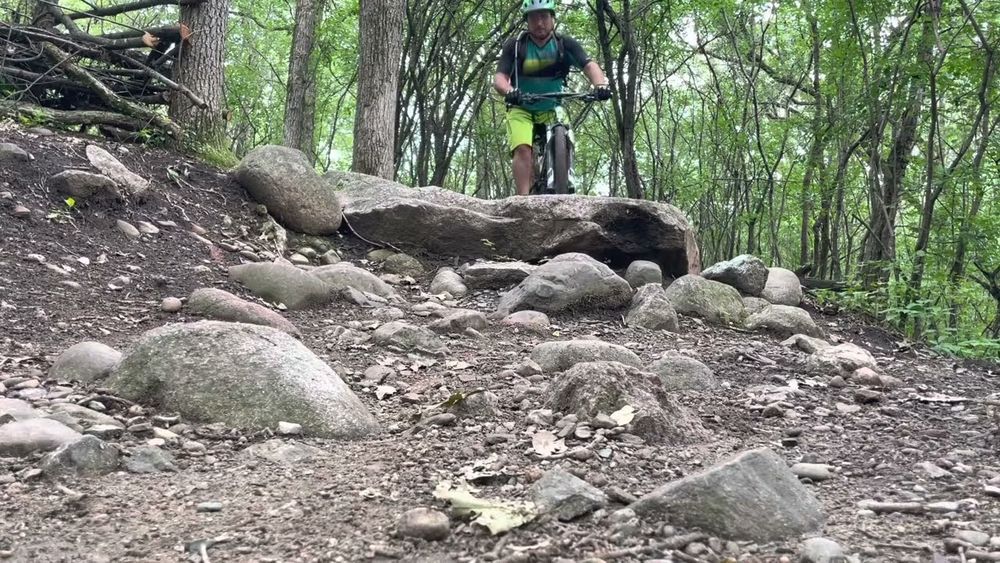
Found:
[526,10,554,40]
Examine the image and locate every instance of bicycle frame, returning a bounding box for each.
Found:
[522,92,598,195]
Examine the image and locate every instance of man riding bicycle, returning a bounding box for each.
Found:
[494,0,612,196]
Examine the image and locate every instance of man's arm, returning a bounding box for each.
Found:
[494,72,514,96]
[495,38,516,95]
[563,37,608,88]
[582,61,608,88]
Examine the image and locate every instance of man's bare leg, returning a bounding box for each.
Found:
[513,145,533,196]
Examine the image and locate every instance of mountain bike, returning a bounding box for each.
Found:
[520,91,604,195]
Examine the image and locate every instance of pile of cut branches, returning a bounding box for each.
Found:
[1,0,206,139]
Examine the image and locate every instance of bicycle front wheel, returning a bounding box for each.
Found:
[550,125,571,194]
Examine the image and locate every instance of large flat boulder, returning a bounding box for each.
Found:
[629,448,825,541]
[330,171,700,277]
[235,145,343,235]
[106,321,379,439]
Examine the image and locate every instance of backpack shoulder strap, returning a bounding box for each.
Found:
[553,33,569,79]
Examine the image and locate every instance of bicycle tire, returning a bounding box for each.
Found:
[550,125,571,194]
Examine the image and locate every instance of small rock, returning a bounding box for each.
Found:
[791,463,834,482]
[530,468,608,520]
[12,205,30,218]
[854,389,882,404]
[828,376,847,388]
[116,220,141,240]
[762,404,785,418]
[277,421,303,436]
[84,425,125,440]
[926,501,961,513]
[136,221,160,234]
[196,501,223,513]
[920,461,953,479]
[799,537,845,563]
[41,435,120,477]
[0,143,30,163]
[397,507,450,541]
[161,297,183,313]
[125,446,178,473]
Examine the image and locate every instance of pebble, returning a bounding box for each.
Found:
[116,220,141,240]
[762,403,785,417]
[183,440,207,453]
[854,389,882,403]
[397,507,450,541]
[799,537,845,563]
[127,422,152,433]
[13,205,30,218]
[425,413,456,427]
[919,461,953,479]
[196,501,223,513]
[926,501,960,513]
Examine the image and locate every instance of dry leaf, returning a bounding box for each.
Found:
[433,481,536,535]
[609,405,637,426]
[531,430,566,457]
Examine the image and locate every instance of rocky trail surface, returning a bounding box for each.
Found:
[1,126,999,563]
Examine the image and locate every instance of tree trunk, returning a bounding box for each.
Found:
[283,0,323,160]
[352,0,405,179]
[169,0,230,148]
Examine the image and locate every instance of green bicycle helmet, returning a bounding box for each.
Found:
[521,0,556,16]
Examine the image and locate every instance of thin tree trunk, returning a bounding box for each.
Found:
[352,0,405,179]
[283,0,323,160]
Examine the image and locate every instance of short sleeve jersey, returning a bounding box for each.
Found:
[497,34,591,112]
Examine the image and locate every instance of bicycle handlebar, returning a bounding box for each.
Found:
[519,91,604,104]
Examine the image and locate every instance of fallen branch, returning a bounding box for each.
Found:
[0,100,160,132]
[67,0,203,20]
[39,41,182,138]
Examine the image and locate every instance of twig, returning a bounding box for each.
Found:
[340,213,395,250]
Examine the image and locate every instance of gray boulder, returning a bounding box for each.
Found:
[0,418,82,457]
[702,254,769,296]
[49,341,121,383]
[746,305,824,338]
[106,321,379,439]
[429,268,467,297]
[41,435,120,477]
[311,263,397,298]
[647,352,717,392]
[49,170,121,201]
[373,321,448,355]
[547,361,708,443]
[86,144,149,196]
[624,260,663,289]
[331,171,700,277]
[663,275,746,325]
[531,340,642,373]
[530,468,608,520]
[629,448,825,541]
[806,343,877,376]
[0,142,30,164]
[626,284,679,331]
[497,253,632,315]
[188,287,300,337]
[229,262,334,310]
[459,261,535,289]
[762,267,803,306]
[234,145,342,234]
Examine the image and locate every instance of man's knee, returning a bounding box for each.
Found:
[512,145,532,158]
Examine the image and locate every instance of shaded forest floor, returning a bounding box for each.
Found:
[1,125,999,562]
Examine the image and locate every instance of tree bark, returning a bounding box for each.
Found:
[283,0,323,160]
[169,0,230,148]
[352,0,405,179]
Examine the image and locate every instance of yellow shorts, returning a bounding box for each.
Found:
[506,107,555,153]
